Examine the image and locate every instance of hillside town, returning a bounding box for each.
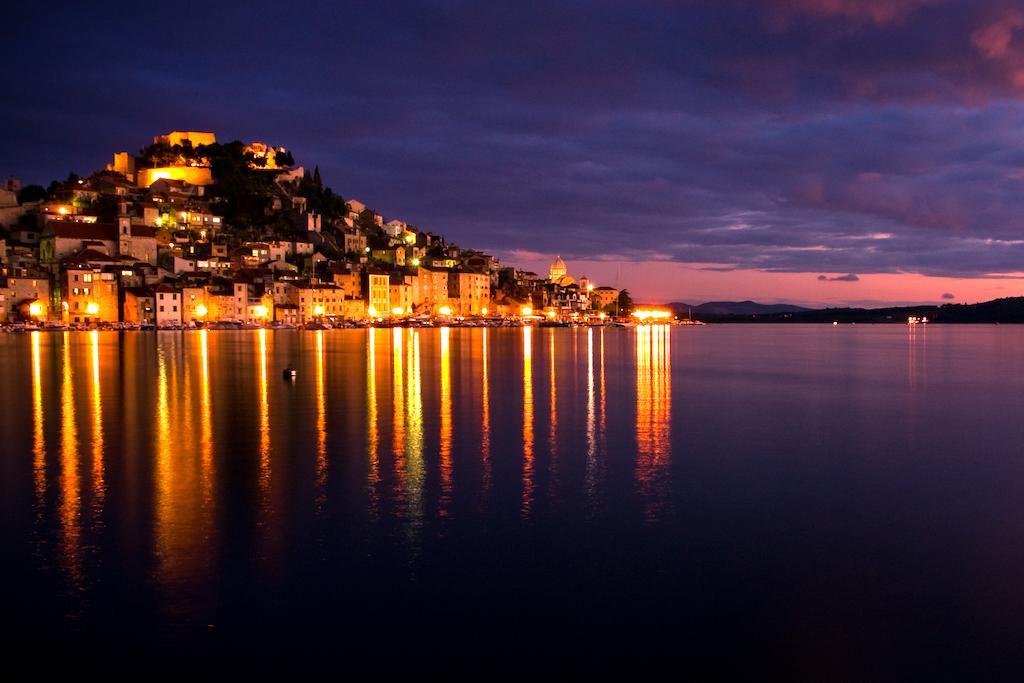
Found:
[0,131,629,329]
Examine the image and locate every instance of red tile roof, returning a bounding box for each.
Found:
[62,248,118,265]
[47,220,117,241]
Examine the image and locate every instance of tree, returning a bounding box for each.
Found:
[88,194,121,222]
[617,289,635,315]
[17,185,47,204]
[275,149,294,168]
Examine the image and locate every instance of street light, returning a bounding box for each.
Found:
[86,302,99,316]
[195,304,208,317]
[28,302,43,317]
[438,305,453,316]
[313,305,325,316]
[521,306,533,316]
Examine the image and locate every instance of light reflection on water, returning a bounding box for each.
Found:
[15,324,1024,662]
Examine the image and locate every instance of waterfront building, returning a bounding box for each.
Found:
[62,264,118,324]
[123,286,155,324]
[154,283,182,327]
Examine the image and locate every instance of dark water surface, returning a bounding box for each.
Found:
[5,324,1024,667]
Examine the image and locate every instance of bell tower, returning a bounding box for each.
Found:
[118,203,132,257]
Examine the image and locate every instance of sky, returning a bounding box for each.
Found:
[5,0,1024,306]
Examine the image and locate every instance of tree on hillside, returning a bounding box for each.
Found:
[274,149,294,168]
[17,185,47,204]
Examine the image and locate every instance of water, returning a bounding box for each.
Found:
[4,324,1024,668]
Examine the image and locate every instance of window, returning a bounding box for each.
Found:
[159,306,164,312]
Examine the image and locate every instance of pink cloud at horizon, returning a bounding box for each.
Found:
[499,253,1024,308]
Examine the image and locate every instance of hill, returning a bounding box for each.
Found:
[691,297,1024,323]
[667,300,811,316]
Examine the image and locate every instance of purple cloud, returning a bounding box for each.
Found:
[6,1,1024,281]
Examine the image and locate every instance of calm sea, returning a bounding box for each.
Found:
[4,324,1024,668]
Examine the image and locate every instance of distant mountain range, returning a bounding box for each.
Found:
[667,297,1024,324]
[665,300,811,317]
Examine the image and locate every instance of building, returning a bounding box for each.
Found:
[62,265,118,324]
[123,287,155,324]
[448,269,490,316]
[154,131,217,148]
[365,271,390,317]
[0,273,50,321]
[40,220,118,263]
[592,286,620,312]
[154,283,182,327]
[548,255,575,286]
[389,275,412,315]
[40,216,157,265]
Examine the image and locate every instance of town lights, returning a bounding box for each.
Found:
[313,305,325,316]
[481,307,488,316]
[391,306,405,316]
[86,302,100,315]
[521,306,533,316]
[598,312,607,320]
[632,309,671,322]
[587,283,594,292]
[546,310,556,319]
[57,206,69,215]
[438,305,453,316]
[254,305,269,318]
[404,233,415,244]
[367,305,378,318]
[28,302,43,317]
[410,258,420,267]
[195,304,208,317]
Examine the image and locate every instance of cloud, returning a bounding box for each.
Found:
[768,0,933,26]
[10,1,1024,286]
[971,10,1024,60]
[941,292,956,299]
[819,273,861,281]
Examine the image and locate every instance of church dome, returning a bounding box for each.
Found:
[549,255,568,281]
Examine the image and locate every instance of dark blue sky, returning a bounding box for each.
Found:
[5,0,1024,302]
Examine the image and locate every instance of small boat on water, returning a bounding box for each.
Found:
[282,367,297,380]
